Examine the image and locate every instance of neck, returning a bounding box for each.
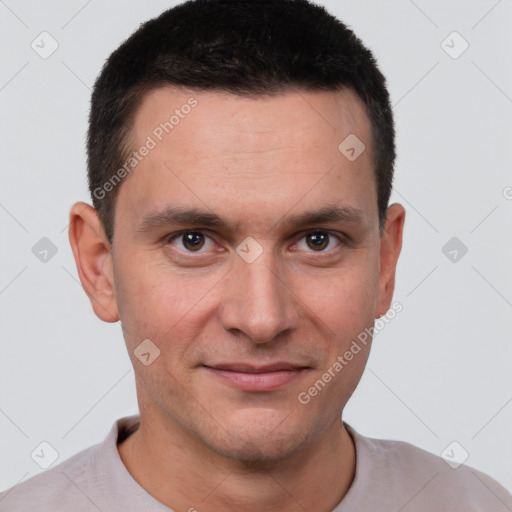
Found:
[118,412,355,512]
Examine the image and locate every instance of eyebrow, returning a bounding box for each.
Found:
[136,205,364,233]
[278,205,364,230]
[136,207,232,232]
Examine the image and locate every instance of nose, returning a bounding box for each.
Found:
[218,251,301,345]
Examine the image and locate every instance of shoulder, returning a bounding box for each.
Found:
[344,425,512,511]
[0,416,141,511]
[0,442,102,511]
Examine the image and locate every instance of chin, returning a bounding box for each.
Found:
[198,411,319,463]
[208,430,311,463]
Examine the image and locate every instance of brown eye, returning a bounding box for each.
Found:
[306,232,330,251]
[295,231,341,253]
[182,232,205,251]
[170,231,213,252]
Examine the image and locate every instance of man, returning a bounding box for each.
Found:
[1,0,510,510]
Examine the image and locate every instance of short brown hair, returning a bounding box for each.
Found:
[87,0,395,242]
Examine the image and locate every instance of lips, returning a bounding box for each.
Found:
[208,362,305,373]
[203,362,308,391]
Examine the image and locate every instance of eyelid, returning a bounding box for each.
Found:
[167,230,218,253]
[166,229,214,242]
[291,230,345,253]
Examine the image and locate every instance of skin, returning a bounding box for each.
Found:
[69,86,405,511]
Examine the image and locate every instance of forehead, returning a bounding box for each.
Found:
[131,86,372,155]
[117,86,376,233]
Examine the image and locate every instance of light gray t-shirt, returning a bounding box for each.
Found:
[1,415,510,511]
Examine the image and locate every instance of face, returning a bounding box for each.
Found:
[72,86,404,462]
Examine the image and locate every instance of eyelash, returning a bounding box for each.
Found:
[166,230,346,255]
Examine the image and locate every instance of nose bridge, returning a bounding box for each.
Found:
[219,248,299,343]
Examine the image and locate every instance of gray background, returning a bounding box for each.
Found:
[1,0,511,493]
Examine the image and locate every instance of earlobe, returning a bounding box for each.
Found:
[68,202,120,323]
[376,203,406,317]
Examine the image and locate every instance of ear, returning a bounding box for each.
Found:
[376,203,405,317]
[68,202,119,323]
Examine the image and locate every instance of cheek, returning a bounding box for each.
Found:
[294,254,379,340]
[295,265,377,411]
[112,254,220,354]
[113,257,179,341]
